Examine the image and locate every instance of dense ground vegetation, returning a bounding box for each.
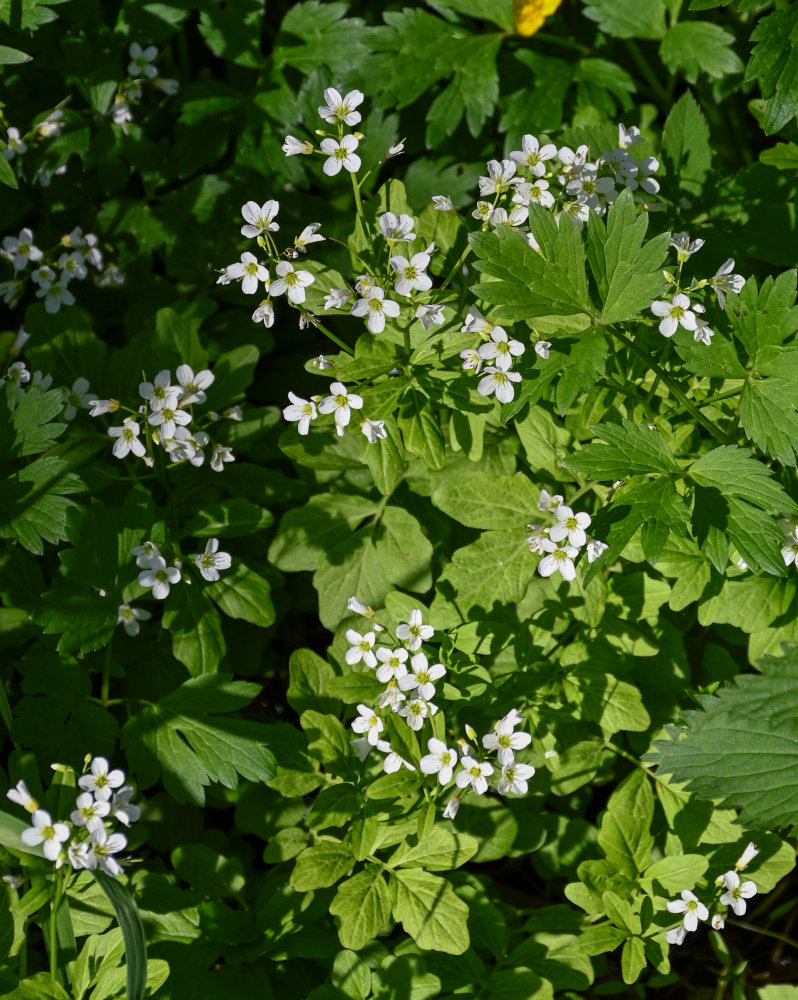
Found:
[2,1,798,997]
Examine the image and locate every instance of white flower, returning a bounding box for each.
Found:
[566,170,616,210]
[709,259,745,308]
[78,757,125,803]
[350,286,401,334]
[479,159,518,195]
[387,141,405,157]
[58,251,87,282]
[110,786,141,827]
[460,348,483,373]
[3,126,26,159]
[20,810,71,861]
[324,288,352,310]
[559,200,590,229]
[432,195,454,211]
[210,444,235,472]
[712,914,725,930]
[64,377,92,420]
[442,795,460,819]
[111,98,134,128]
[3,228,42,271]
[390,251,432,296]
[666,890,708,932]
[375,646,408,683]
[270,260,315,304]
[736,842,759,870]
[240,199,279,238]
[398,652,445,701]
[415,304,445,329]
[625,155,659,194]
[195,538,231,582]
[378,212,416,242]
[650,293,697,337]
[719,871,757,916]
[558,144,589,180]
[670,231,704,261]
[31,264,56,289]
[489,206,529,230]
[164,426,210,467]
[148,396,191,438]
[283,392,317,435]
[128,42,158,78]
[282,135,314,156]
[294,223,325,252]
[345,629,377,668]
[482,719,533,766]
[70,792,110,834]
[7,780,38,813]
[513,179,554,209]
[252,300,275,327]
[117,603,152,636]
[139,369,177,409]
[665,925,687,946]
[509,134,557,176]
[7,362,30,385]
[347,596,371,616]
[617,123,642,149]
[549,505,591,547]
[376,740,414,773]
[224,252,269,295]
[361,418,387,444]
[497,762,535,795]
[108,418,146,459]
[351,703,384,745]
[318,87,364,126]
[378,678,407,711]
[398,697,437,731]
[320,135,361,176]
[472,201,494,222]
[586,539,609,563]
[396,609,434,651]
[692,304,714,346]
[477,366,522,404]
[420,738,458,785]
[154,77,179,95]
[500,708,524,730]
[538,489,563,511]
[537,539,578,581]
[318,381,363,432]
[455,756,494,795]
[138,556,181,599]
[351,737,373,761]
[31,370,52,389]
[176,364,214,406]
[86,828,127,877]
[131,540,160,568]
[477,327,525,372]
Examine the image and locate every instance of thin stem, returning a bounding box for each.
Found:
[312,318,353,356]
[624,40,670,107]
[728,919,798,951]
[49,869,65,978]
[440,243,473,292]
[101,638,113,707]
[666,384,744,415]
[350,170,373,256]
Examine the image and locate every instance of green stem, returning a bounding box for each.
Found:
[101,639,113,707]
[624,40,670,107]
[609,328,725,443]
[440,243,473,292]
[49,870,65,978]
[728,919,798,951]
[350,170,373,256]
[312,318,353,356]
[666,384,744,415]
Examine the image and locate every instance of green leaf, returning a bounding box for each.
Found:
[585,189,669,324]
[121,675,276,805]
[553,328,609,415]
[581,0,667,39]
[0,148,18,187]
[273,0,369,72]
[0,44,31,63]
[206,563,275,628]
[746,6,798,134]
[645,854,709,892]
[3,973,71,999]
[760,142,798,170]
[397,391,445,470]
[662,90,712,196]
[161,581,227,675]
[388,827,479,872]
[197,0,266,69]
[660,22,743,82]
[689,446,797,514]
[432,472,538,529]
[287,649,338,716]
[564,420,679,480]
[728,272,798,359]
[651,645,798,827]
[269,494,379,572]
[329,864,392,950]
[596,770,654,876]
[332,949,372,1000]
[92,872,148,1000]
[182,498,273,537]
[621,936,646,985]
[390,868,470,954]
[171,843,245,897]
[291,841,355,891]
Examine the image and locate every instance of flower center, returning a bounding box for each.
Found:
[369,299,384,313]
[565,517,578,530]
[43,824,56,840]
[671,306,685,319]
[468,766,481,779]
[553,549,568,562]
[200,553,216,568]
[440,752,452,765]
[334,393,348,407]
[244,262,260,277]
[404,265,417,280]
[154,569,168,583]
[409,703,423,716]
[498,733,512,748]
[122,427,136,442]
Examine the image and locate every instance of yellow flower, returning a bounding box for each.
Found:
[513,0,564,37]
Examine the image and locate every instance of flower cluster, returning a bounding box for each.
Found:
[91,363,239,470]
[345,599,535,816]
[3,108,69,187]
[112,43,179,131]
[7,758,141,878]
[458,306,528,404]
[0,225,120,313]
[527,490,607,581]
[649,235,744,344]
[779,516,798,569]
[665,842,760,946]
[122,536,231,615]
[283,380,387,445]
[2,328,95,421]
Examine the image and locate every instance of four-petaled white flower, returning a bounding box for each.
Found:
[736,842,759,870]
[325,288,352,310]
[477,366,522,404]
[396,609,434,651]
[138,556,181,599]
[477,327,525,372]
[460,348,483,372]
[398,697,437,731]
[195,538,232,582]
[709,258,745,308]
[117,603,152,636]
[509,134,557,176]
[78,757,125,803]
[376,740,414,773]
[375,646,408,683]
[108,417,146,459]
[210,444,235,471]
[420,738,458,785]
[140,369,178,409]
[240,199,280,238]
[670,231,704,261]
[390,251,432,296]
[132,540,160,567]
[351,703,384,745]
[3,126,27,160]
[378,212,416,243]
[479,159,519,195]
[482,719,532,766]
[283,392,317,435]
[128,42,158,78]
[719,871,757,916]
[618,123,641,149]
[224,252,269,295]
[86,828,128,877]
[346,629,377,668]
[21,810,71,861]
[282,135,314,156]
[550,505,592,547]
[318,88,364,126]
[650,293,697,337]
[361,418,387,444]
[514,179,554,209]
[7,779,38,813]
[294,223,325,252]
[399,652,446,701]
[416,304,445,329]
[537,539,578,581]
[666,890,708,933]
[58,251,87,281]
[539,489,563,512]
[110,786,141,826]
[176,364,214,406]
[320,135,361,176]
[63,377,92,420]
[455,756,494,795]
[587,539,609,563]
[148,396,191,438]
[432,195,454,212]
[497,761,535,795]
[318,381,363,433]
[3,228,43,271]
[270,260,315,304]
[350,286,401,334]
[70,792,110,834]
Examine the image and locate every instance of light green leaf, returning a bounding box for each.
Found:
[0,44,31,63]
[182,498,273,537]
[205,563,275,628]
[660,22,743,82]
[645,854,709,892]
[760,142,798,170]
[564,420,679,479]
[268,494,379,572]
[162,581,226,675]
[581,0,667,39]
[329,864,392,950]
[596,770,654,875]
[332,948,372,1000]
[689,446,797,514]
[432,472,538,529]
[92,873,148,1000]
[287,649,338,716]
[390,868,470,954]
[397,390,445,470]
[388,827,479,872]
[662,90,712,196]
[291,841,355,891]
